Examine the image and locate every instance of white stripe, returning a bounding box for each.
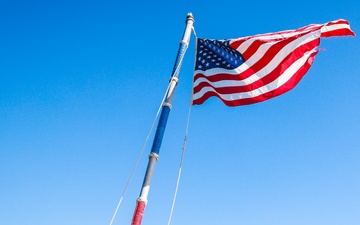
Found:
[230,24,321,48]
[228,19,347,50]
[321,23,351,34]
[193,30,321,89]
[193,49,317,102]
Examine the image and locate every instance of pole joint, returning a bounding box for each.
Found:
[180,40,188,45]
[162,102,172,109]
[169,76,179,84]
[148,152,159,161]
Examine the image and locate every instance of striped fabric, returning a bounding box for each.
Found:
[192,19,355,106]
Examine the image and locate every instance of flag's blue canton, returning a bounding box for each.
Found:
[195,38,245,71]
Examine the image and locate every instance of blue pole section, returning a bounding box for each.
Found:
[131,13,194,225]
[149,106,171,155]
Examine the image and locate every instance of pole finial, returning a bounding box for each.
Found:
[186,12,194,23]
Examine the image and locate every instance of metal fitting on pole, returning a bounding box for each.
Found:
[148,152,159,160]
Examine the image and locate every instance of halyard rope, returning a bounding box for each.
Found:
[167,31,195,222]
[168,105,191,225]
[167,101,192,225]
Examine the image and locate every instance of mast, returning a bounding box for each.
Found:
[130,13,194,225]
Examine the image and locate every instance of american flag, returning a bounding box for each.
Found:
[192,19,355,106]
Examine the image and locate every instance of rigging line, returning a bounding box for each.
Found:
[109,82,172,225]
[167,97,193,225]
[171,24,194,79]
[190,29,198,106]
[172,43,188,79]
[192,26,197,39]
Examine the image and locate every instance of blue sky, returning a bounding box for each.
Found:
[1,1,359,225]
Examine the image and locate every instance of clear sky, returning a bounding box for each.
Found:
[1,1,359,225]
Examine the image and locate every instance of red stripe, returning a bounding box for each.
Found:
[321,28,355,37]
[229,38,246,50]
[230,23,321,47]
[240,39,264,60]
[325,19,350,26]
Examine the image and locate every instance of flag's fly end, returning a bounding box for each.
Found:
[321,19,355,37]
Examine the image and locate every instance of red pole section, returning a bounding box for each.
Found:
[131,200,146,225]
[130,13,194,225]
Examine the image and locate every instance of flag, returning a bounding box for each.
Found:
[192,19,355,106]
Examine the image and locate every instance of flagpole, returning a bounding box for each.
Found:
[130,13,194,225]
